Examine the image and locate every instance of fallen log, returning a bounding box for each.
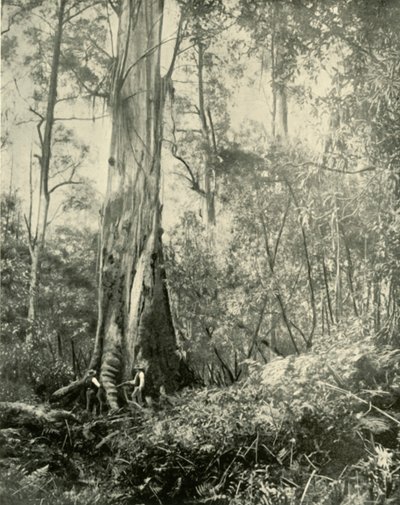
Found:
[0,402,79,430]
[50,375,87,404]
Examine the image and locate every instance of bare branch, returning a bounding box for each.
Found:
[282,160,376,175]
[13,78,32,108]
[30,11,54,32]
[49,152,85,194]
[54,114,109,121]
[47,201,64,226]
[176,128,202,134]
[105,1,115,58]
[213,345,235,384]
[36,120,44,148]
[164,14,185,82]
[48,180,84,195]
[49,160,81,180]
[166,84,206,197]
[64,1,103,23]
[55,95,79,104]
[289,319,308,346]
[86,33,113,60]
[29,107,45,120]
[172,153,205,195]
[273,196,291,267]
[247,296,268,359]
[121,35,179,88]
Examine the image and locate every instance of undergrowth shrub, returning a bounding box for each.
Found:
[0,331,74,401]
[0,462,112,505]
[104,337,400,504]
[2,335,399,505]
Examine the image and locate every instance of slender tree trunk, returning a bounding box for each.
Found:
[373,277,381,334]
[28,196,50,323]
[89,0,181,409]
[27,0,66,329]
[258,207,299,354]
[4,157,14,236]
[325,302,331,335]
[71,339,78,377]
[197,42,216,228]
[333,206,342,323]
[270,12,277,139]
[340,224,359,318]
[362,235,369,316]
[270,3,288,141]
[15,211,20,241]
[276,83,288,138]
[322,255,334,323]
[284,181,316,346]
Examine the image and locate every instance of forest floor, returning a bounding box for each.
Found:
[1,343,400,505]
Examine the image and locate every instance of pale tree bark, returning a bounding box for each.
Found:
[89,0,181,409]
[333,204,343,323]
[27,0,67,329]
[270,3,288,141]
[276,83,288,139]
[271,18,277,140]
[197,42,216,229]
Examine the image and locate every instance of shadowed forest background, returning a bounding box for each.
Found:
[1,0,400,504]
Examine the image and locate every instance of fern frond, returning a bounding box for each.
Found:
[358,415,391,434]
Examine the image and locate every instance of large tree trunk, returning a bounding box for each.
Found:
[89,0,181,410]
[27,0,66,328]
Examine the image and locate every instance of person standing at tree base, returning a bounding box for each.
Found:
[118,364,146,406]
